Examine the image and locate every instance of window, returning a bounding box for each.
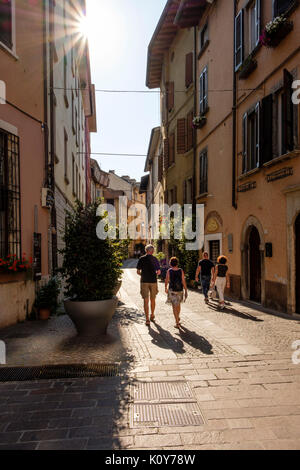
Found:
[199,149,208,195]
[199,66,208,114]
[0,129,21,258]
[260,69,296,164]
[169,133,175,166]
[209,240,220,265]
[0,0,13,49]
[200,23,209,51]
[273,0,295,17]
[242,103,260,173]
[63,51,69,107]
[235,10,244,70]
[185,52,193,88]
[75,165,78,197]
[249,0,261,51]
[183,178,193,204]
[64,129,69,183]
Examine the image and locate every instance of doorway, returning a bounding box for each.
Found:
[296,214,300,313]
[249,226,261,302]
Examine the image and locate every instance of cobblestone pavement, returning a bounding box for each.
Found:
[1,260,300,450]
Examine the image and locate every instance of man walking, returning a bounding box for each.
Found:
[137,245,161,326]
[195,252,215,303]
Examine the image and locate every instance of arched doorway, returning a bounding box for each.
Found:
[295,214,300,313]
[249,226,261,302]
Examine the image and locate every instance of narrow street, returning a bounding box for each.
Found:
[1,261,300,450]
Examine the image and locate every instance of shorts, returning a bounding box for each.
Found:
[140,283,158,300]
[167,290,184,306]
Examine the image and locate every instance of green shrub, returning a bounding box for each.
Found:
[58,202,123,302]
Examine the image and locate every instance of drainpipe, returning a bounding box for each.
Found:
[232,0,238,209]
[49,0,58,272]
[193,25,197,210]
[42,0,49,188]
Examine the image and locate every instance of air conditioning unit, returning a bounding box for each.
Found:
[41,188,54,209]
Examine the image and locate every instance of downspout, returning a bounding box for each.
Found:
[193,25,197,209]
[232,0,238,209]
[42,0,49,188]
[49,0,58,272]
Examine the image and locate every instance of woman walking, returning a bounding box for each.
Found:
[211,256,230,310]
[165,257,188,328]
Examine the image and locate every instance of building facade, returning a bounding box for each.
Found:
[147,0,300,314]
[0,0,50,327]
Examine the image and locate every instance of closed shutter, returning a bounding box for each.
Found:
[186,110,194,151]
[283,69,294,153]
[185,52,193,88]
[163,139,169,171]
[169,133,175,166]
[261,94,273,164]
[177,118,186,154]
[0,0,12,49]
[167,81,174,112]
[235,10,244,71]
[158,153,163,182]
[242,113,248,173]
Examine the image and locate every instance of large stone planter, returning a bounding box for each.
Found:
[113,281,122,296]
[64,297,118,336]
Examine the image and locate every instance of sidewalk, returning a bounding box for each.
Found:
[0,264,300,450]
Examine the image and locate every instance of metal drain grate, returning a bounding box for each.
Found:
[0,363,119,382]
[131,403,204,428]
[132,381,194,402]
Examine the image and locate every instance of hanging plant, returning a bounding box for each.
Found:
[0,254,32,273]
[192,115,207,129]
[260,16,293,48]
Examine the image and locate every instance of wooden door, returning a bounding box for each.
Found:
[249,226,261,302]
[296,215,300,313]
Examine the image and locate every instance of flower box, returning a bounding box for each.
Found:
[238,55,257,80]
[261,17,293,48]
[192,116,207,129]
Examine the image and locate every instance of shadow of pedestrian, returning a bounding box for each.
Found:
[148,322,186,355]
[177,325,214,355]
[207,303,264,322]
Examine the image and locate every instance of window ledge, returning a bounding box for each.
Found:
[239,167,260,180]
[263,149,300,168]
[198,40,210,60]
[196,192,208,199]
[0,42,18,60]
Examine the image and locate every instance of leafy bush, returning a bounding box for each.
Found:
[35,277,61,314]
[59,202,123,302]
[156,252,166,262]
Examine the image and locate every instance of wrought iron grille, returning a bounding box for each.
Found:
[0,130,21,258]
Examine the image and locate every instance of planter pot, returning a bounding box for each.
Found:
[265,21,293,48]
[39,308,51,321]
[113,281,122,296]
[0,271,27,283]
[64,297,118,336]
[239,57,257,80]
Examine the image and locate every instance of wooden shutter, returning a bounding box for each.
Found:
[0,0,12,49]
[167,81,174,112]
[242,113,248,173]
[177,118,186,154]
[235,10,244,71]
[283,69,294,153]
[186,111,194,151]
[261,94,273,164]
[169,133,175,166]
[163,139,169,171]
[158,153,163,182]
[185,52,193,88]
[183,180,187,204]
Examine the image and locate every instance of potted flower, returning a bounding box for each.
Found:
[192,115,207,129]
[59,202,123,336]
[238,54,257,80]
[260,15,293,48]
[0,253,32,282]
[34,277,61,320]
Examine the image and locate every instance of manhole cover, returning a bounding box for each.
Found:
[0,363,119,382]
[130,403,204,428]
[132,381,194,402]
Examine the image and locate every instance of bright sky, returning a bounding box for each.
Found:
[85,0,166,182]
